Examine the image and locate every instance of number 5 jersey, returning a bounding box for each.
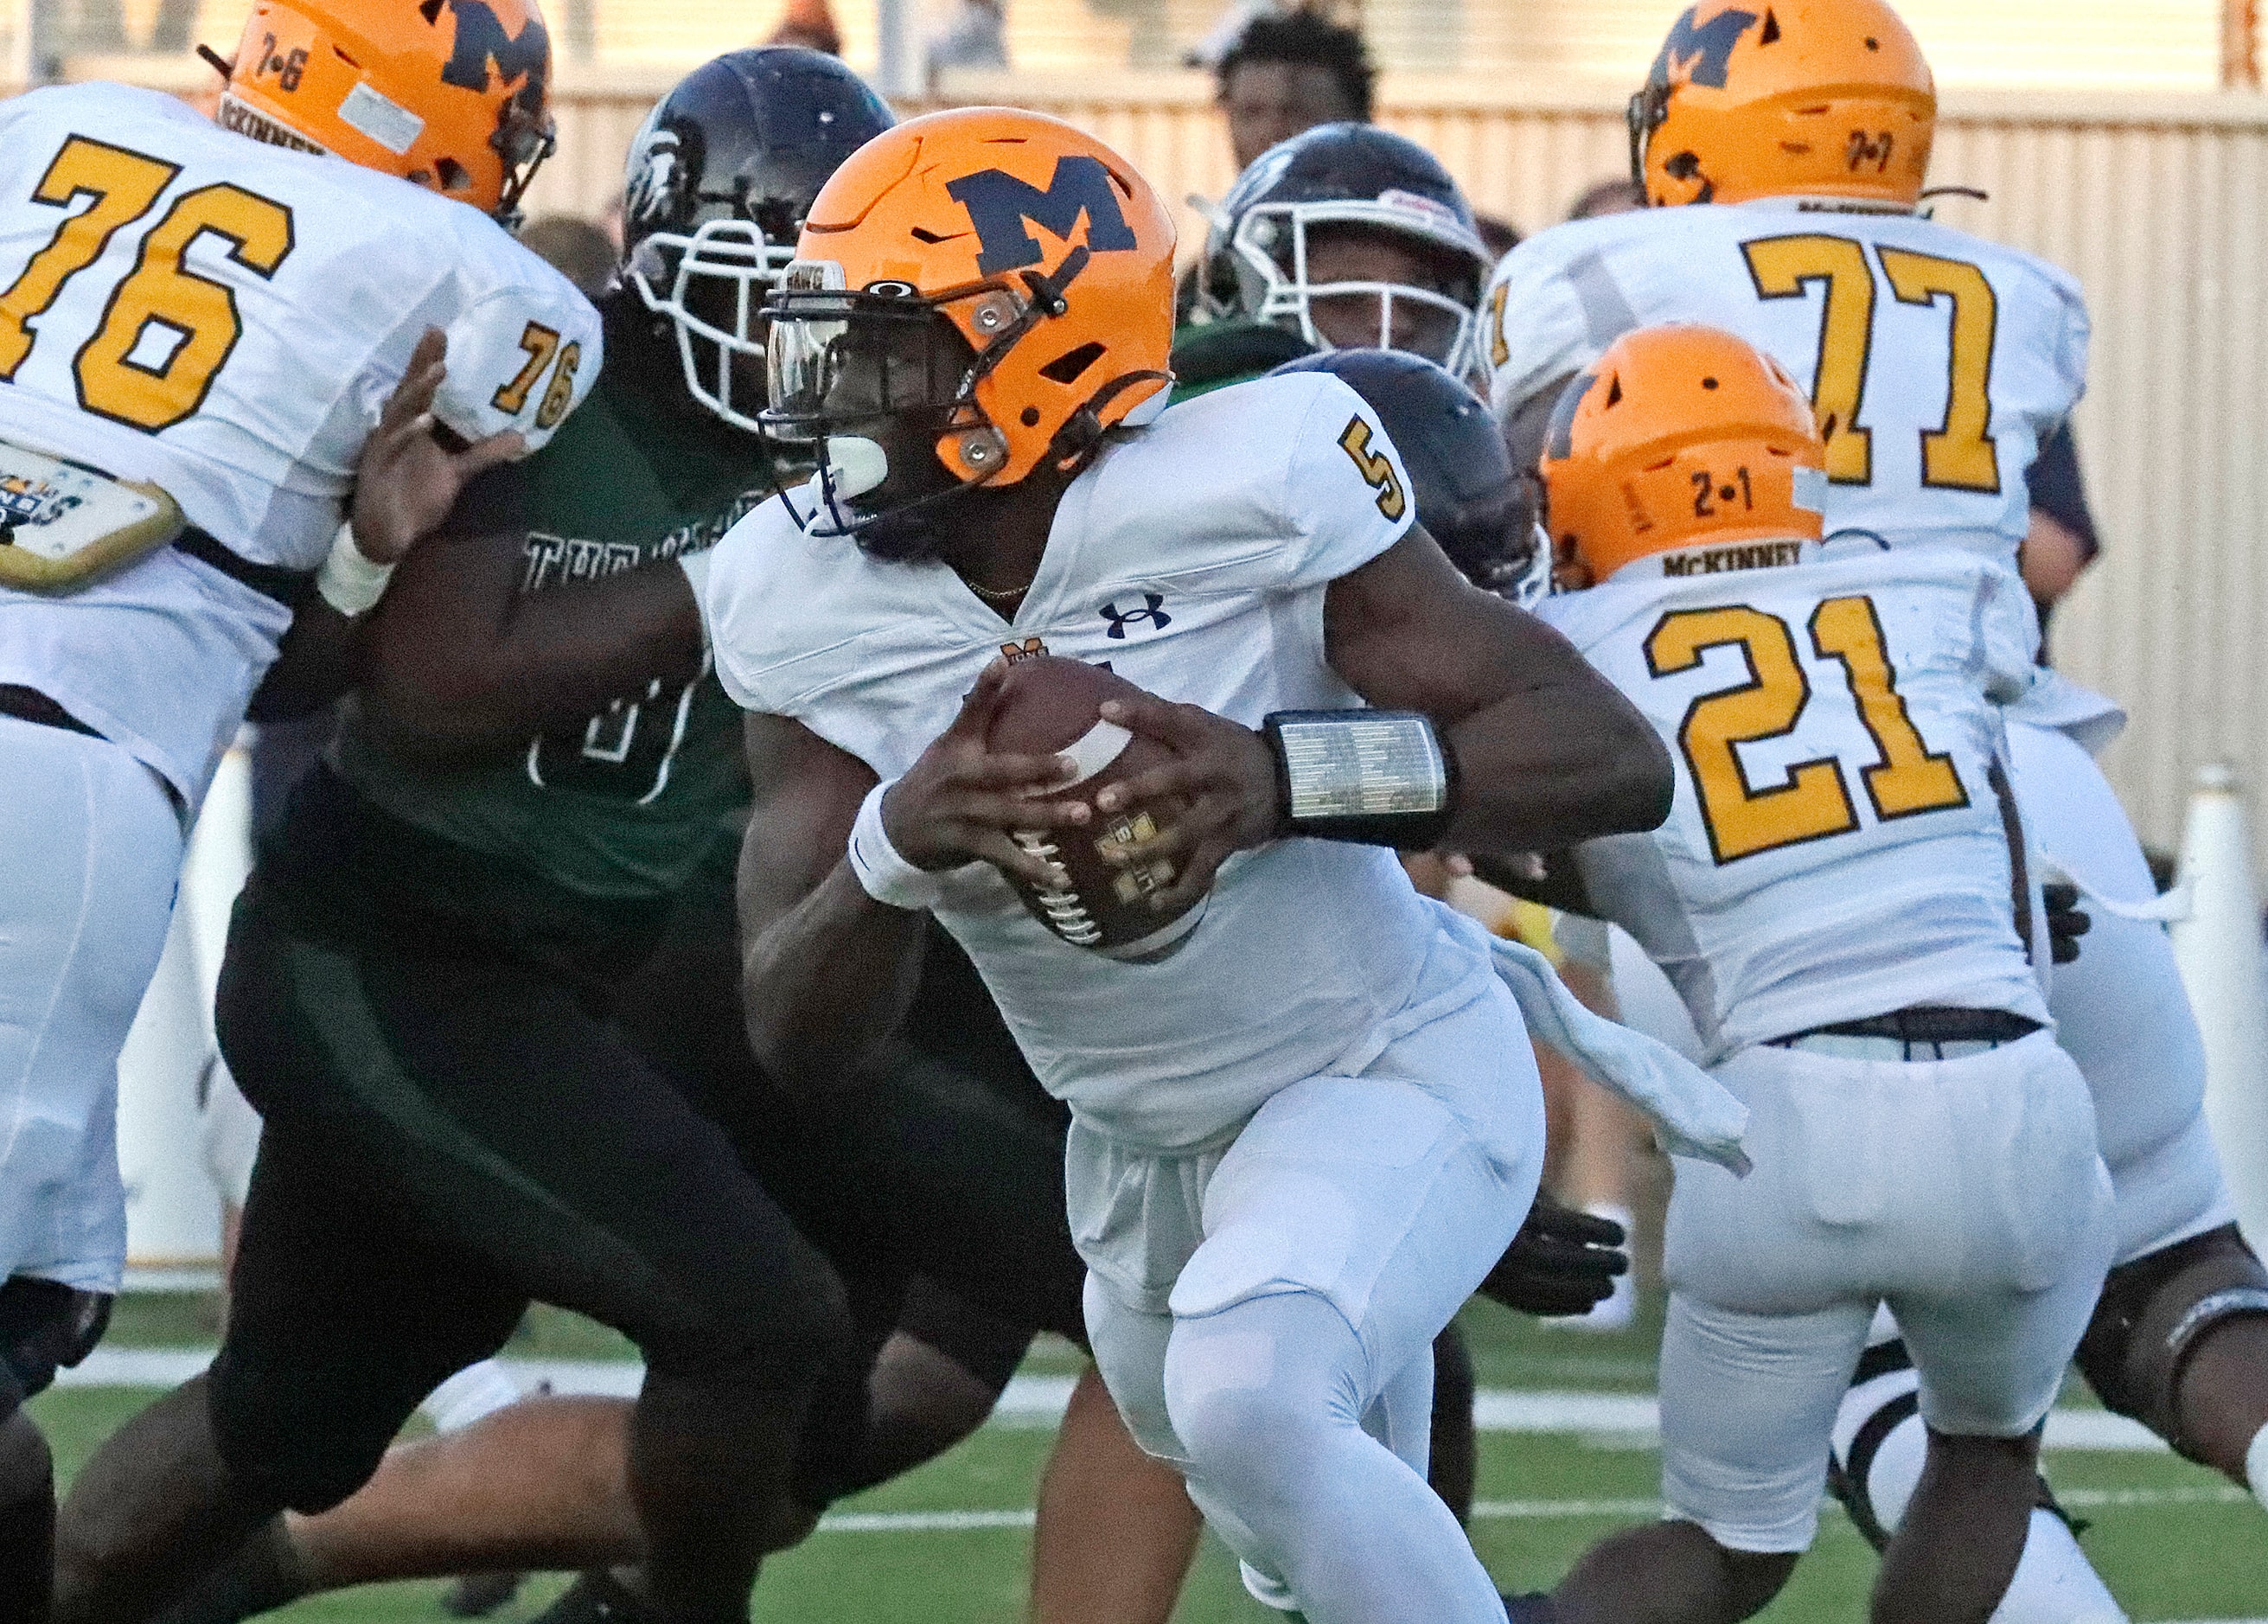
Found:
[1540,545,2049,1063]
[0,81,599,809]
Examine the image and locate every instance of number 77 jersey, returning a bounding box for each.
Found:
[1482,201,2087,570]
[1538,546,2050,1063]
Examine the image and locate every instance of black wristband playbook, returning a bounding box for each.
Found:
[1262,710,1456,849]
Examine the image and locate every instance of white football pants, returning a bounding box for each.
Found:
[2006,719,2235,1263]
[1074,975,1544,1624]
[1661,1032,2115,1551]
[0,715,183,1291]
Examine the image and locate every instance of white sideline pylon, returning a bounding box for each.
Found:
[2169,763,2268,1247]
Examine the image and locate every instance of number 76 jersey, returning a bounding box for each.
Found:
[1482,201,2087,569]
[0,81,597,807]
[0,82,598,566]
[1538,547,2050,1063]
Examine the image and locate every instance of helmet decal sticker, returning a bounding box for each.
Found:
[944,157,1140,277]
[440,0,549,109]
[1649,6,1759,90]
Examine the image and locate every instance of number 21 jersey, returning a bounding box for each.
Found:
[1482,201,2087,571]
[1541,547,2048,1061]
[0,81,599,808]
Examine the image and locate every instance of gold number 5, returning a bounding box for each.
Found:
[1645,596,1968,865]
[0,135,296,432]
[1338,416,1408,521]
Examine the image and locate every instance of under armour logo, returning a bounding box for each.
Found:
[1099,595,1170,639]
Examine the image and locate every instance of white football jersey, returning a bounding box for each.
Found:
[706,372,1503,1152]
[1540,545,2049,1061]
[0,81,600,806]
[1482,201,2088,572]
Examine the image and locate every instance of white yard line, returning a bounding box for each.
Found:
[811,1485,2252,1536]
[56,1352,2171,1451]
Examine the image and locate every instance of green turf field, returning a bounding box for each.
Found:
[35,1296,2268,1622]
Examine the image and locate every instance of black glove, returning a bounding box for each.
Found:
[2045,880,2090,965]
[1479,1195,1629,1318]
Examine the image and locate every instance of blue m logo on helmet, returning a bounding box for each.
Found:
[944,157,1140,278]
[1646,5,1758,90]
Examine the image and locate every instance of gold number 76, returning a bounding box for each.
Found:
[0,134,296,433]
[1741,233,2002,495]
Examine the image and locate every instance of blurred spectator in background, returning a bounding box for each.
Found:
[2023,421,2100,652]
[1567,176,1644,221]
[928,0,1010,79]
[518,214,617,298]
[766,0,844,54]
[1214,8,1373,170]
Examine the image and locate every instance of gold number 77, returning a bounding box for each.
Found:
[1741,233,2001,494]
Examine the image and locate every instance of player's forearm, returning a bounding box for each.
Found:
[248,600,362,721]
[1441,677,1671,852]
[740,860,930,1093]
[362,536,703,762]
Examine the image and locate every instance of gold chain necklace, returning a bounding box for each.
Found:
[962,571,1035,602]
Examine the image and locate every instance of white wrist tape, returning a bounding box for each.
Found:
[847,778,949,911]
[314,521,396,617]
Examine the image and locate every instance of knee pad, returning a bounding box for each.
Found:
[896,1278,1034,1397]
[2073,1223,2268,1461]
[0,1277,112,1417]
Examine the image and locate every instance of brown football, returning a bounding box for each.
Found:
[986,655,1207,961]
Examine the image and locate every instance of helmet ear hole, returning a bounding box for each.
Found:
[1038,342,1106,385]
[436,157,472,195]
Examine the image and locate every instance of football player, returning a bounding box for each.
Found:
[0,0,594,1612]
[47,46,890,1624]
[1176,122,1494,393]
[706,107,1746,1624]
[81,50,1182,1624]
[1480,0,2268,1583]
[1504,323,2115,1624]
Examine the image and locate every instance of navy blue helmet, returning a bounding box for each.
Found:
[623,48,895,431]
[1271,347,1545,604]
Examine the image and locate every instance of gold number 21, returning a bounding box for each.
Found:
[1645,595,1968,865]
[1741,233,2000,494]
[0,134,296,432]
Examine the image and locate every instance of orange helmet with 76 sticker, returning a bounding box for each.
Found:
[217,0,555,225]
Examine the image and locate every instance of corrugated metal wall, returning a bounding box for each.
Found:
[527,80,2268,864]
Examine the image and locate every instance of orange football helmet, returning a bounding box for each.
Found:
[763,107,1177,524]
[1537,323,1825,584]
[215,0,554,223]
[1628,0,1935,209]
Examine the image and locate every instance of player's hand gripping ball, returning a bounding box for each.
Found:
[986,656,1211,961]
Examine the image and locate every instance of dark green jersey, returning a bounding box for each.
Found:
[335,346,771,901]
[1166,319,1315,404]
